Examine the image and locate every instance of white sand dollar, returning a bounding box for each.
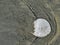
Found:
[33,18,51,37]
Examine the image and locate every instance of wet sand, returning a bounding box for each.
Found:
[0,0,60,45]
